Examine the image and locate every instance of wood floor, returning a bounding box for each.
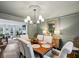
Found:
[1,39,20,58]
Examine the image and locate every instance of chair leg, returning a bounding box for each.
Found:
[19,52,24,58]
[24,56,26,58]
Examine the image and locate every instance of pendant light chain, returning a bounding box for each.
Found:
[34,9,37,24]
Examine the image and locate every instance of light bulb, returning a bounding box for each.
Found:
[30,20,33,24]
[41,18,44,22]
[39,15,42,20]
[39,15,44,22]
[43,30,47,34]
[37,20,40,24]
[24,19,28,23]
[27,16,31,21]
[54,30,60,35]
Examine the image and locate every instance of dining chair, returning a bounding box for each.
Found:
[44,35,52,43]
[43,41,73,58]
[37,35,44,41]
[20,34,30,41]
[18,40,25,57]
[22,42,35,58]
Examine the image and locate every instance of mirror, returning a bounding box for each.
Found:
[47,20,56,36]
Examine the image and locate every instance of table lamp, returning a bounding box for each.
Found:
[43,30,47,41]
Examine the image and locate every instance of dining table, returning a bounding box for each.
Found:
[18,38,55,58]
[32,40,55,58]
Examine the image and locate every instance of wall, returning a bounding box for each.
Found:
[0,18,26,37]
[38,13,79,44]
[38,18,60,35]
[28,24,37,38]
[60,13,79,44]
[0,13,23,22]
[0,12,27,35]
[1,12,79,43]
[0,18,25,25]
[0,12,38,38]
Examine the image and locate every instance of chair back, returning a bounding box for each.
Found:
[20,34,29,41]
[59,41,73,58]
[18,40,25,56]
[44,36,52,43]
[22,42,35,58]
[37,35,43,40]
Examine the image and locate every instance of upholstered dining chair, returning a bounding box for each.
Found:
[22,41,35,58]
[20,34,30,41]
[37,35,44,41]
[18,40,25,57]
[44,41,73,58]
[44,35,52,43]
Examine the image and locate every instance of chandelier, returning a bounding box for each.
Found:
[24,5,44,24]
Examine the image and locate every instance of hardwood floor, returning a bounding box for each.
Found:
[1,39,20,58]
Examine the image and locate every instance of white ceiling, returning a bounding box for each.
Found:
[0,1,79,22]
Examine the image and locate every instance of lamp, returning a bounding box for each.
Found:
[54,29,60,35]
[24,16,33,24]
[24,5,44,24]
[24,5,45,34]
[43,30,47,35]
[39,15,44,22]
[37,20,40,24]
[42,30,47,41]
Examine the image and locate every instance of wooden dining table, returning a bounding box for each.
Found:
[32,40,54,58]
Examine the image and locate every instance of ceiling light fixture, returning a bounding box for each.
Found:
[24,5,44,24]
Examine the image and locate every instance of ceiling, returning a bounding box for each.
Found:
[0,1,79,22]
